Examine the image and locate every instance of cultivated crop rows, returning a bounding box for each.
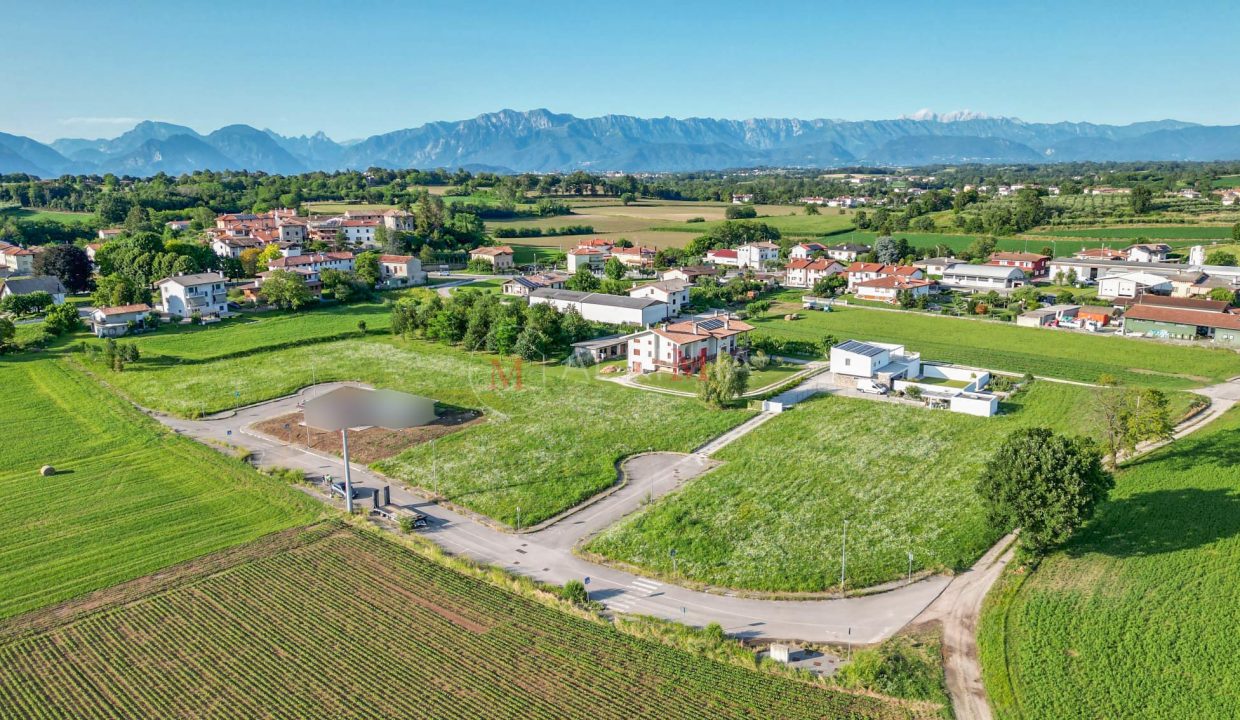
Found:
[0,525,930,719]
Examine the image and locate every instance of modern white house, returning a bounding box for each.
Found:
[735,242,781,269]
[528,287,670,325]
[155,272,229,319]
[831,339,998,416]
[831,340,922,381]
[377,255,427,288]
[88,303,151,337]
[939,264,1026,291]
[0,276,67,305]
[626,313,753,375]
[628,279,691,316]
[1097,271,1173,300]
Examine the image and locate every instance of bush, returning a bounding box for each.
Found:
[561,579,589,605]
[398,515,416,534]
[725,205,757,220]
[749,351,772,371]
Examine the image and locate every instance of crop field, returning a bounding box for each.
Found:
[110,300,394,361]
[978,410,1240,719]
[0,358,319,620]
[654,210,858,237]
[752,302,1240,390]
[1029,225,1234,240]
[586,382,1115,591]
[825,230,1188,257]
[0,523,930,720]
[1213,175,1240,188]
[91,336,752,526]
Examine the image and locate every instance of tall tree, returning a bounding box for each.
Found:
[698,353,749,408]
[33,244,92,292]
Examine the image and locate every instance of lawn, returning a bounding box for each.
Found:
[510,243,562,264]
[631,364,805,394]
[585,382,1115,592]
[0,358,319,620]
[0,206,94,225]
[750,303,1240,390]
[90,336,753,526]
[1028,225,1235,240]
[0,523,931,720]
[978,409,1240,719]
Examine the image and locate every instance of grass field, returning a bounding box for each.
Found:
[1028,225,1235,240]
[91,336,752,526]
[0,522,932,720]
[0,358,319,620]
[752,302,1240,390]
[0,206,94,224]
[978,409,1240,719]
[510,243,562,264]
[586,382,1120,591]
[1212,175,1240,189]
[654,211,858,237]
[631,364,805,394]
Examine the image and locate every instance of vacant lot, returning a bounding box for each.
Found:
[0,358,319,619]
[752,303,1240,390]
[978,410,1240,719]
[93,337,752,526]
[0,523,931,720]
[587,382,1111,592]
[1029,225,1234,240]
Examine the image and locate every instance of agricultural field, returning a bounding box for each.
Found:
[0,358,319,620]
[89,336,752,526]
[653,209,858,238]
[586,382,1129,592]
[510,244,562,264]
[1029,224,1235,240]
[751,302,1240,390]
[0,522,932,720]
[1212,174,1240,189]
[978,409,1240,719]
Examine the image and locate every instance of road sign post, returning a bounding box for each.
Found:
[583,576,591,603]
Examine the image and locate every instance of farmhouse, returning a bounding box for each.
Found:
[731,193,754,204]
[1097,271,1173,300]
[989,252,1049,278]
[567,248,607,273]
[628,279,691,316]
[830,339,999,416]
[165,220,192,232]
[88,303,152,337]
[377,255,427,288]
[825,243,871,262]
[97,227,125,241]
[469,246,515,271]
[1017,304,1080,328]
[502,272,569,297]
[789,242,827,260]
[0,276,67,305]
[1122,300,1240,344]
[784,258,844,288]
[381,208,415,231]
[528,287,670,326]
[155,272,229,319]
[705,248,740,267]
[939,264,1025,291]
[853,276,933,304]
[626,313,753,375]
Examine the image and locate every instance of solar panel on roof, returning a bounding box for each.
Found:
[697,318,725,331]
[836,340,885,357]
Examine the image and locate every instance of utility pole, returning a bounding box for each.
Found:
[341,427,354,514]
[840,520,849,590]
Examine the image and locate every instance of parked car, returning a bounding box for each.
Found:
[856,379,888,395]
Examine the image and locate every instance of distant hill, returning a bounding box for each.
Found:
[2,110,1240,177]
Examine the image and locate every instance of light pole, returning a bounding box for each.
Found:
[840,520,849,590]
[907,551,914,585]
[341,427,354,513]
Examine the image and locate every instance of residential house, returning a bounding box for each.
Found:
[628,279,691,316]
[914,256,960,276]
[165,220,192,232]
[830,339,998,416]
[576,238,615,253]
[502,272,569,297]
[567,248,607,273]
[338,220,379,246]
[1097,271,1173,300]
[88,303,151,337]
[939,264,1026,291]
[469,245,515,271]
[1180,189,1202,199]
[853,276,933,304]
[84,243,103,266]
[825,243,871,262]
[705,248,740,267]
[989,252,1050,278]
[381,209,415,231]
[570,333,639,365]
[377,255,427,288]
[831,340,922,381]
[0,241,35,275]
[626,313,753,375]
[155,272,229,319]
[528,287,670,326]
[731,193,754,204]
[661,266,719,283]
[1073,247,1127,261]
[0,276,67,305]
[845,262,924,291]
[266,252,355,274]
[1126,243,1172,263]
[611,245,656,268]
[97,228,124,241]
[789,242,827,260]
[784,258,844,288]
[735,242,780,269]
[211,235,263,259]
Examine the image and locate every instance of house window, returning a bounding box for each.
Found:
[844,358,851,366]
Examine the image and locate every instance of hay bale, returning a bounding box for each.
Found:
[39,465,56,477]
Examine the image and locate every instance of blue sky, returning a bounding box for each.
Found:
[5,0,1239,142]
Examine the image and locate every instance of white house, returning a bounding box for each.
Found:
[661,266,719,283]
[1126,243,1171,263]
[731,194,754,204]
[789,242,827,260]
[611,245,656,268]
[914,256,960,276]
[0,276,66,305]
[155,272,229,319]
[627,313,754,375]
[705,248,740,267]
[0,242,35,275]
[831,340,922,380]
[339,220,379,246]
[939,264,1026,291]
[628,279,691,316]
[382,208,415,231]
[825,243,871,262]
[567,248,607,273]
[853,276,933,304]
[735,242,781,269]
[831,339,998,416]
[528,287,670,325]
[211,236,263,259]
[267,252,355,274]
[377,255,427,288]
[89,303,151,337]
[1097,271,1173,300]
[784,258,844,288]
[165,220,192,232]
[469,245,515,271]
[502,272,569,297]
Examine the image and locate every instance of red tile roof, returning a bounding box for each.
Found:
[1125,303,1240,330]
[707,249,738,259]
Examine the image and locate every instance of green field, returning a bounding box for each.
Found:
[510,244,562,264]
[1213,175,1240,189]
[631,364,805,394]
[0,206,94,225]
[586,382,1120,591]
[752,303,1240,390]
[824,229,1197,257]
[978,409,1240,719]
[1029,225,1235,240]
[655,212,857,237]
[0,358,319,620]
[90,336,752,526]
[0,523,931,720]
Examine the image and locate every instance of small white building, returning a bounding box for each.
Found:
[211,236,263,259]
[914,256,960,276]
[939,264,1026,291]
[1097,271,1173,300]
[789,242,827,260]
[832,340,998,417]
[628,279,691,316]
[831,340,922,381]
[89,303,151,337]
[382,208,415,231]
[825,243,870,262]
[155,272,229,319]
[528,287,670,326]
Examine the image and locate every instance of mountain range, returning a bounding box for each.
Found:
[4,110,1240,177]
